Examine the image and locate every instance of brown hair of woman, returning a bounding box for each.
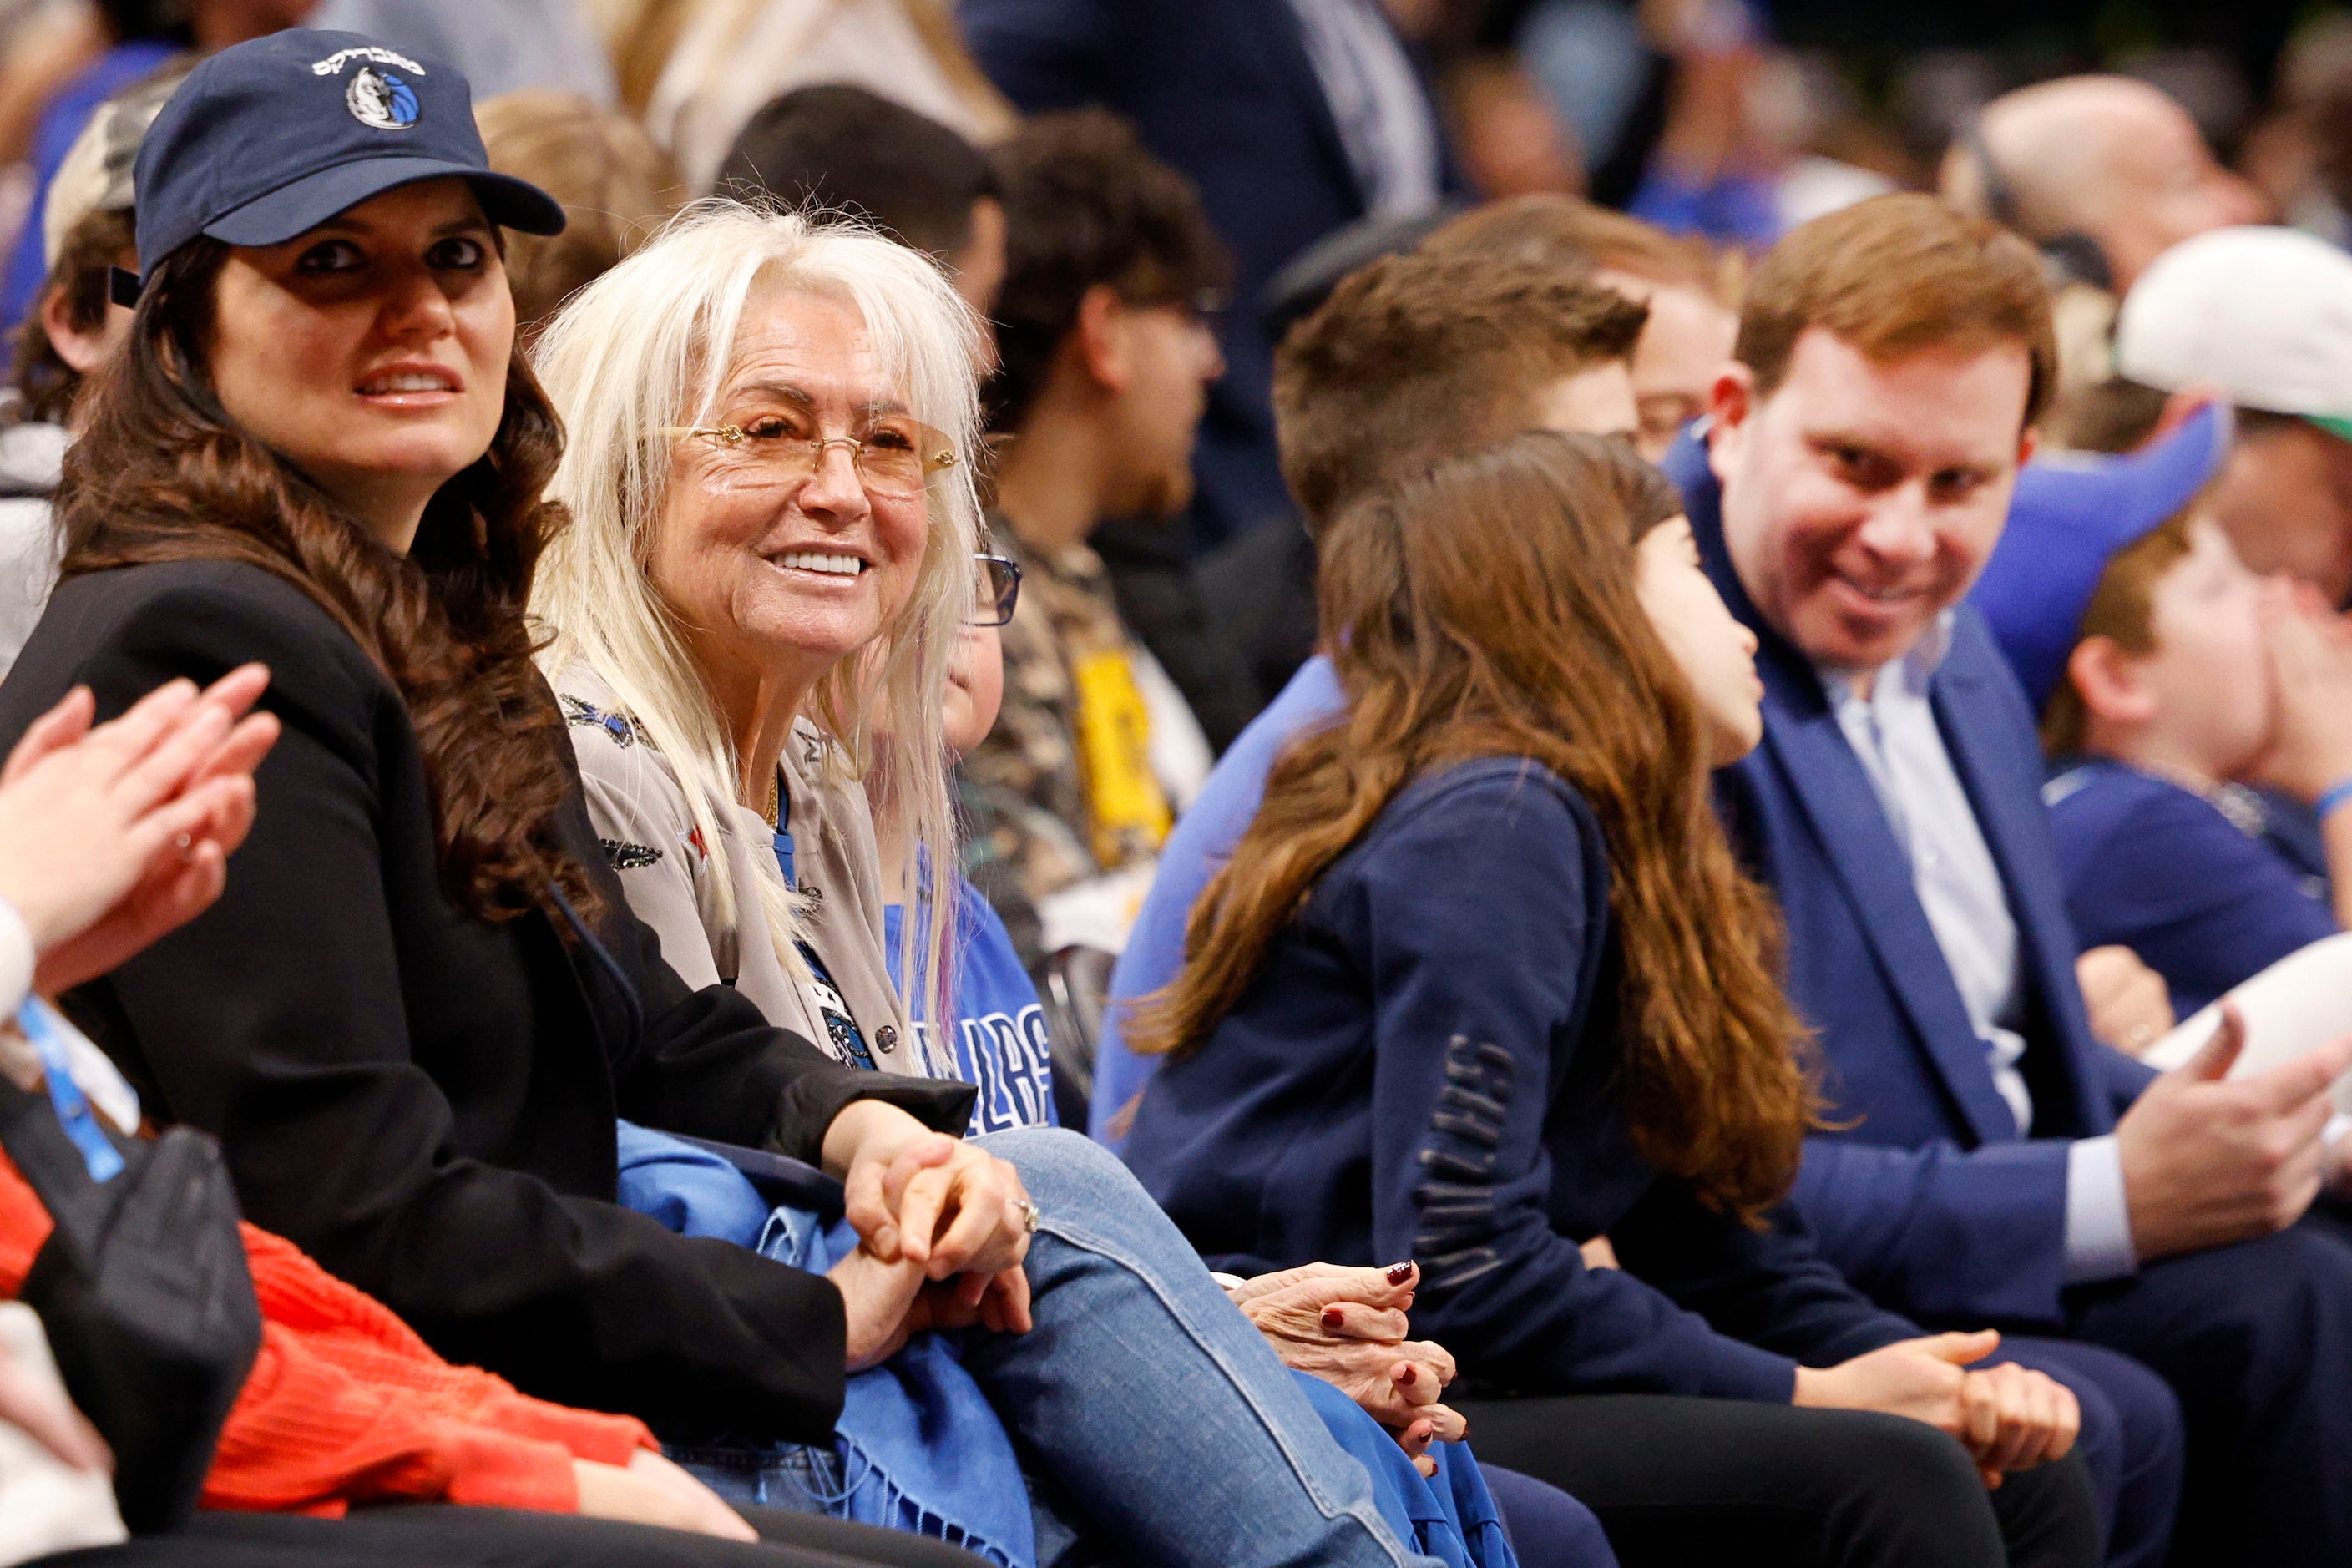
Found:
[53,237,599,924]
[1130,431,1818,1218]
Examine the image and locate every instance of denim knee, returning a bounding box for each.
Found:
[977,1126,1176,1252]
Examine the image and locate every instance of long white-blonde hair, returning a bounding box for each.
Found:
[529,201,982,1052]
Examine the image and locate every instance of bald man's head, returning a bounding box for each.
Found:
[1940,74,2261,295]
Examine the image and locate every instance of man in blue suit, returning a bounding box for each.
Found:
[959,0,1450,548]
[1677,192,2352,1566]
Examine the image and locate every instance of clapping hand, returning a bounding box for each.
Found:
[0,667,278,994]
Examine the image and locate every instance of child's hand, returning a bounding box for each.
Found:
[0,668,279,991]
[2256,586,2352,804]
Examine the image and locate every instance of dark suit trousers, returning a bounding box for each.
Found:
[2064,1208,2352,1568]
[1449,1394,2100,1568]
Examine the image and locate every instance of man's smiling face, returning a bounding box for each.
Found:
[1709,326,2036,673]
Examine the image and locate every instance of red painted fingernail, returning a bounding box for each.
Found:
[1386,1262,1414,1285]
[1322,1307,1345,1330]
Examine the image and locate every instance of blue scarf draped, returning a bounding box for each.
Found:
[615,1123,1036,1566]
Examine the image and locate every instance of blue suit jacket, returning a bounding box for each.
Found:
[1664,432,2160,1326]
[960,0,1449,544]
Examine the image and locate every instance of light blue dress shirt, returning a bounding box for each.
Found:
[1823,614,2138,1285]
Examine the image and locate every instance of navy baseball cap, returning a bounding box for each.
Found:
[124,28,564,287]
[1970,401,2233,713]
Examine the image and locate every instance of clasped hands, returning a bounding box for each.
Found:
[820,1102,1037,1370]
[1793,1331,2079,1489]
[1225,1261,1462,1478]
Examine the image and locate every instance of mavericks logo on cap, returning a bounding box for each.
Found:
[346,67,418,129]
[310,46,425,132]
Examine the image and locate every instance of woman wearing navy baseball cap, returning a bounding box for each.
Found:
[0,29,1039,1568]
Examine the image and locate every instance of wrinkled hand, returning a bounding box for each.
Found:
[2077,946,2174,1056]
[823,1101,1034,1335]
[0,668,279,994]
[2115,1004,2352,1261]
[0,1338,109,1474]
[1227,1262,1463,1475]
[1793,1331,2077,1487]
[572,1449,755,1540]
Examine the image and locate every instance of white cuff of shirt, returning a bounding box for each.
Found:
[0,896,34,1021]
[2325,1113,2352,1159]
[2063,1134,2139,1284]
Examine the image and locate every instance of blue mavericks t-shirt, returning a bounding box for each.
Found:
[2045,756,2337,1017]
[884,877,1058,1135]
[1094,655,1347,1149]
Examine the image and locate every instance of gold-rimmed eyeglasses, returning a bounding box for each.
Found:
[657,415,959,499]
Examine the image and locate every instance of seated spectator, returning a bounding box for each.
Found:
[0,675,947,1564]
[2115,225,2352,607]
[1418,195,1738,461]
[519,191,1502,1565]
[0,32,1090,1568]
[873,551,1057,1131]
[1677,190,2352,1565]
[962,0,1450,552]
[959,109,1226,969]
[713,84,1004,318]
[1940,74,2262,406]
[1095,249,1646,1146]
[1940,75,2261,304]
[1966,405,2233,1054]
[1124,429,2100,1568]
[646,0,1014,195]
[1987,478,2352,1019]
[0,0,313,346]
[476,88,681,338]
[2,64,181,682]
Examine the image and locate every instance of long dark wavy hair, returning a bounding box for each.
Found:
[55,236,599,926]
[1129,431,1819,1221]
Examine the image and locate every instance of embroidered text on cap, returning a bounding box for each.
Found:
[309,46,427,78]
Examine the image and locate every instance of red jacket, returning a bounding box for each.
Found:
[0,1151,655,1515]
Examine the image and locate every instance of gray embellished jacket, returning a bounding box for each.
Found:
[555,663,927,1078]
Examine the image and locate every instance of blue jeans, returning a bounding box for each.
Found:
[964,1128,1444,1568]
[679,1129,1440,1568]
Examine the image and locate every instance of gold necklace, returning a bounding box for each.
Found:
[761,766,781,829]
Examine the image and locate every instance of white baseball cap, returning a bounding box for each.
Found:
[2116,225,2352,443]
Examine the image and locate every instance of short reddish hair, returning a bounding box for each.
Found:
[1737,193,2057,428]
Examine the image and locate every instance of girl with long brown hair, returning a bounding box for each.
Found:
[1122,431,2101,1568]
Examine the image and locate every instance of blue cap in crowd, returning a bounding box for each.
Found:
[124,28,564,288]
[1970,401,2233,713]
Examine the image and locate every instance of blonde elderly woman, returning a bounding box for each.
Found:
[524,203,1494,1568]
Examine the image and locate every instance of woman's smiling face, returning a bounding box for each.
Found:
[206,178,513,540]
[648,285,932,701]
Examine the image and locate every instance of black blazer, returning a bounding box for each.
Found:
[0,559,974,1440]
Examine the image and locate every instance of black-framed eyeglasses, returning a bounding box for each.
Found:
[971,553,1022,627]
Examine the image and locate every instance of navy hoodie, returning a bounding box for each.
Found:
[1124,757,1918,1400]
